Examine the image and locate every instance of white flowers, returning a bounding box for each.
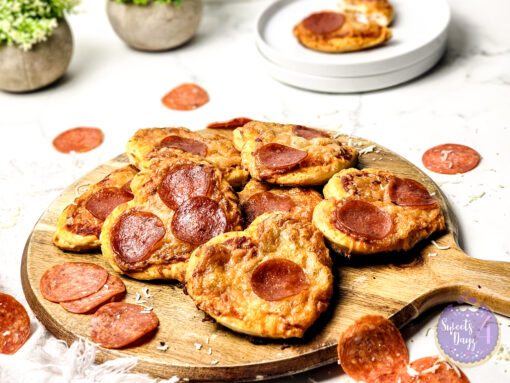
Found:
[0,0,79,50]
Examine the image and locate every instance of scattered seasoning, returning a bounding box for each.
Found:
[358,145,376,155]
[135,293,146,304]
[208,347,212,355]
[205,336,209,345]
[211,360,219,365]
[142,287,152,298]
[467,191,486,204]
[431,240,450,250]
[194,343,202,351]
[157,344,169,351]
[428,253,438,257]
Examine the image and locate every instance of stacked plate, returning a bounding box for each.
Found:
[256,0,451,93]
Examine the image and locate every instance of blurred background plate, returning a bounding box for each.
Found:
[256,0,450,88]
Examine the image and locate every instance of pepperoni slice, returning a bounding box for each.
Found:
[251,259,310,301]
[0,293,30,355]
[52,127,104,154]
[161,83,209,111]
[159,135,208,157]
[111,211,166,264]
[422,144,480,175]
[338,315,409,383]
[302,11,345,34]
[85,187,134,221]
[40,263,109,302]
[206,117,252,130]
[292,125,330,140]
[242,192,294,225]
[388,178,438,208]
[398,356,470,383]
[333,200,392,240]
[60,274,126,314]
[90,302,159,349]
[256,143,308,170]
[158,164,214,210]
[171,196,227,246]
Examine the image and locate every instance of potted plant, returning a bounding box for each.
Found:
[106,0,202,51]
[0,0,79,93]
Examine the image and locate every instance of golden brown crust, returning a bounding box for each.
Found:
[53,165,138,252]
[314,168,445,255]
[233,121,358,186]
[185,212,333,338]
[100,154,243,282]
[338,0,394,26]
[238,179,323,224]
[126,127,249,188]
[293,11,392,53]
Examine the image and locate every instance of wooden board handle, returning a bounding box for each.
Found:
[424,233,510,317]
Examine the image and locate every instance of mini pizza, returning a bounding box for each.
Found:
[233,121,357,186]
[314,168,445,255]
[186,212,333,339]
[293,10,392,53]
[100,154,244,282]
[126,127,249,188]
[338,0,394,26]
[238,179,323,225]
[53,165,138,252]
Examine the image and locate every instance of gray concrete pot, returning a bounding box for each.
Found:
[106,0,203,51]
[0,18,73,93]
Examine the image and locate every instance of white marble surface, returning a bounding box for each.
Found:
[0,0,509,382]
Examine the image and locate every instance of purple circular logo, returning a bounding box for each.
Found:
[436,295,500,367]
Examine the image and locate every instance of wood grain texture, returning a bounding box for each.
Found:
[21,131,510,382]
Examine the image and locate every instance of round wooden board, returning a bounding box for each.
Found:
[21,131,510,382]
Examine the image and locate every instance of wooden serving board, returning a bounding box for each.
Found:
[21,131,510,382]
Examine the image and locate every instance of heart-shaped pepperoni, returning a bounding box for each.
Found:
[256,143,308,170]
[85,187,134,221]
[333,200,392,240]
[159,135,208,157]
[388,178,438,208]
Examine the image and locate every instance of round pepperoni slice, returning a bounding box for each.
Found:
[388,178,438,208]
[251,259,310,301]
[90,302,159,349]
[292,125,330,140]
[52,127,104,154]
[398,356,469,383]
[206,117,252,130]
[333,200,392,240]
[60,274,126,314]
[40,263,108,302]
[256,143,308,170]
[159,135,208,157]
[158,164,214,210]
[0,293,30,355]
[302,11,345,35]
[161,83,209,111]
[338,315,409,383]
[171,196,227,246]
[111,211,166,264]
[85,187,134,221]
[242,192,294,225]
[422,144,480,174]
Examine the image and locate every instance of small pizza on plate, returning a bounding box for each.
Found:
[186,212,333,338]
[126,127,249,188]
[100,155,243,282]
[233,121,357,186]
[338,0,394,26]
[293,10,392,53]
[53,165,138,252]
[239,179,323,225]
[313,168,445,255]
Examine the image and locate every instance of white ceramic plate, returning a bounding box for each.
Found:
[256,0,450,78]
[258,40,447,93]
